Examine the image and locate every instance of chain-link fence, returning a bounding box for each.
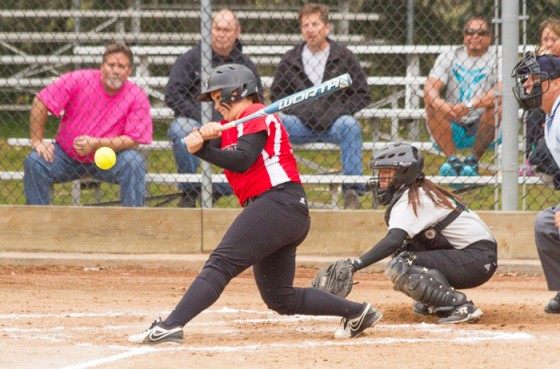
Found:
[0,0,557,210]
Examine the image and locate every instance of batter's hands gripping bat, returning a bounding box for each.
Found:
[218,73,353,132]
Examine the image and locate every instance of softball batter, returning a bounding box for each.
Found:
[129,64,381,344]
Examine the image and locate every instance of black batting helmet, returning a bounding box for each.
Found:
[368,143,424,205]
[197,64,259,103]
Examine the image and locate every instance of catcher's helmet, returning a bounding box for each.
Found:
[368,143,424,205]
[197,64,259,103]
[512,51,560,110]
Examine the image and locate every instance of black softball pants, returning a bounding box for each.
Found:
[411,240,498,290]
[165,183,364,327]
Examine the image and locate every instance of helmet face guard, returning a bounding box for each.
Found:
[512,52,554,110]
[368,144,424,205]
[369,167,399,206]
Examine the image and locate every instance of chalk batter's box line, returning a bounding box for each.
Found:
[1,309,534,369]
[57,327,534,369]
[2,308,534,342]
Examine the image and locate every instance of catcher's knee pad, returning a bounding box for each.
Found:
[387,256,466,308]
[386,252,415,283]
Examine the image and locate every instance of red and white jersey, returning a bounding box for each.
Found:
[220,103,301,206]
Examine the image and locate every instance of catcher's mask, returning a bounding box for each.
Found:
[368,143,424,205]
[512,51,560,110]
[197,64,259,108]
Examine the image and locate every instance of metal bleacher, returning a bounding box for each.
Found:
[0,7,543,208]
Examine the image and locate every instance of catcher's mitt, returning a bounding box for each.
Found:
[311,259,355,298]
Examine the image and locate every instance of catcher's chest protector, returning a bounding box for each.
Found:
[409,202,465,251]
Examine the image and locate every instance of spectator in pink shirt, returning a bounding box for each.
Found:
[23,43,153,206]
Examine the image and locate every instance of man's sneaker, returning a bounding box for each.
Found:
[439,156,463,176]
[540,173,555,185]
[334,302,382,339]
[460,155,479,176]
[544,292,560,314]
[343,189,360,209]
[438,301,483,324]
[518,159,535,177]
[178,190,197,208]
[128,318,183,344]
[412,301,451,318]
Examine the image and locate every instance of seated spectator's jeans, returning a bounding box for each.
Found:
[167,116,232,196]
[24,143,146,206]
[279,114,364,193]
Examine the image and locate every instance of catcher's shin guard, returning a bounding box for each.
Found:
[386,255,466,308]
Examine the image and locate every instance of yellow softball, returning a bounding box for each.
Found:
[94,147,116,170]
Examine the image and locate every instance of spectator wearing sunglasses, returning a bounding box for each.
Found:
[424,16,502,177]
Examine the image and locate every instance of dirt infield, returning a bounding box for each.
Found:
[1,264,559,369]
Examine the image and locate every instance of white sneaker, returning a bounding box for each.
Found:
[540,173,554,185]
[334,303,382,339]
[128,318,183,344]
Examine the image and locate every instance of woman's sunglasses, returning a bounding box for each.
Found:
[464,29,490,37]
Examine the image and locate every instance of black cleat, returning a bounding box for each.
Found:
[334,302,382,339]
[128,318,183,344]
[412,301,452,318]
[545,292,560,314]
[438,301,483,324]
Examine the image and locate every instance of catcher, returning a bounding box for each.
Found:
[312,143,497,323]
